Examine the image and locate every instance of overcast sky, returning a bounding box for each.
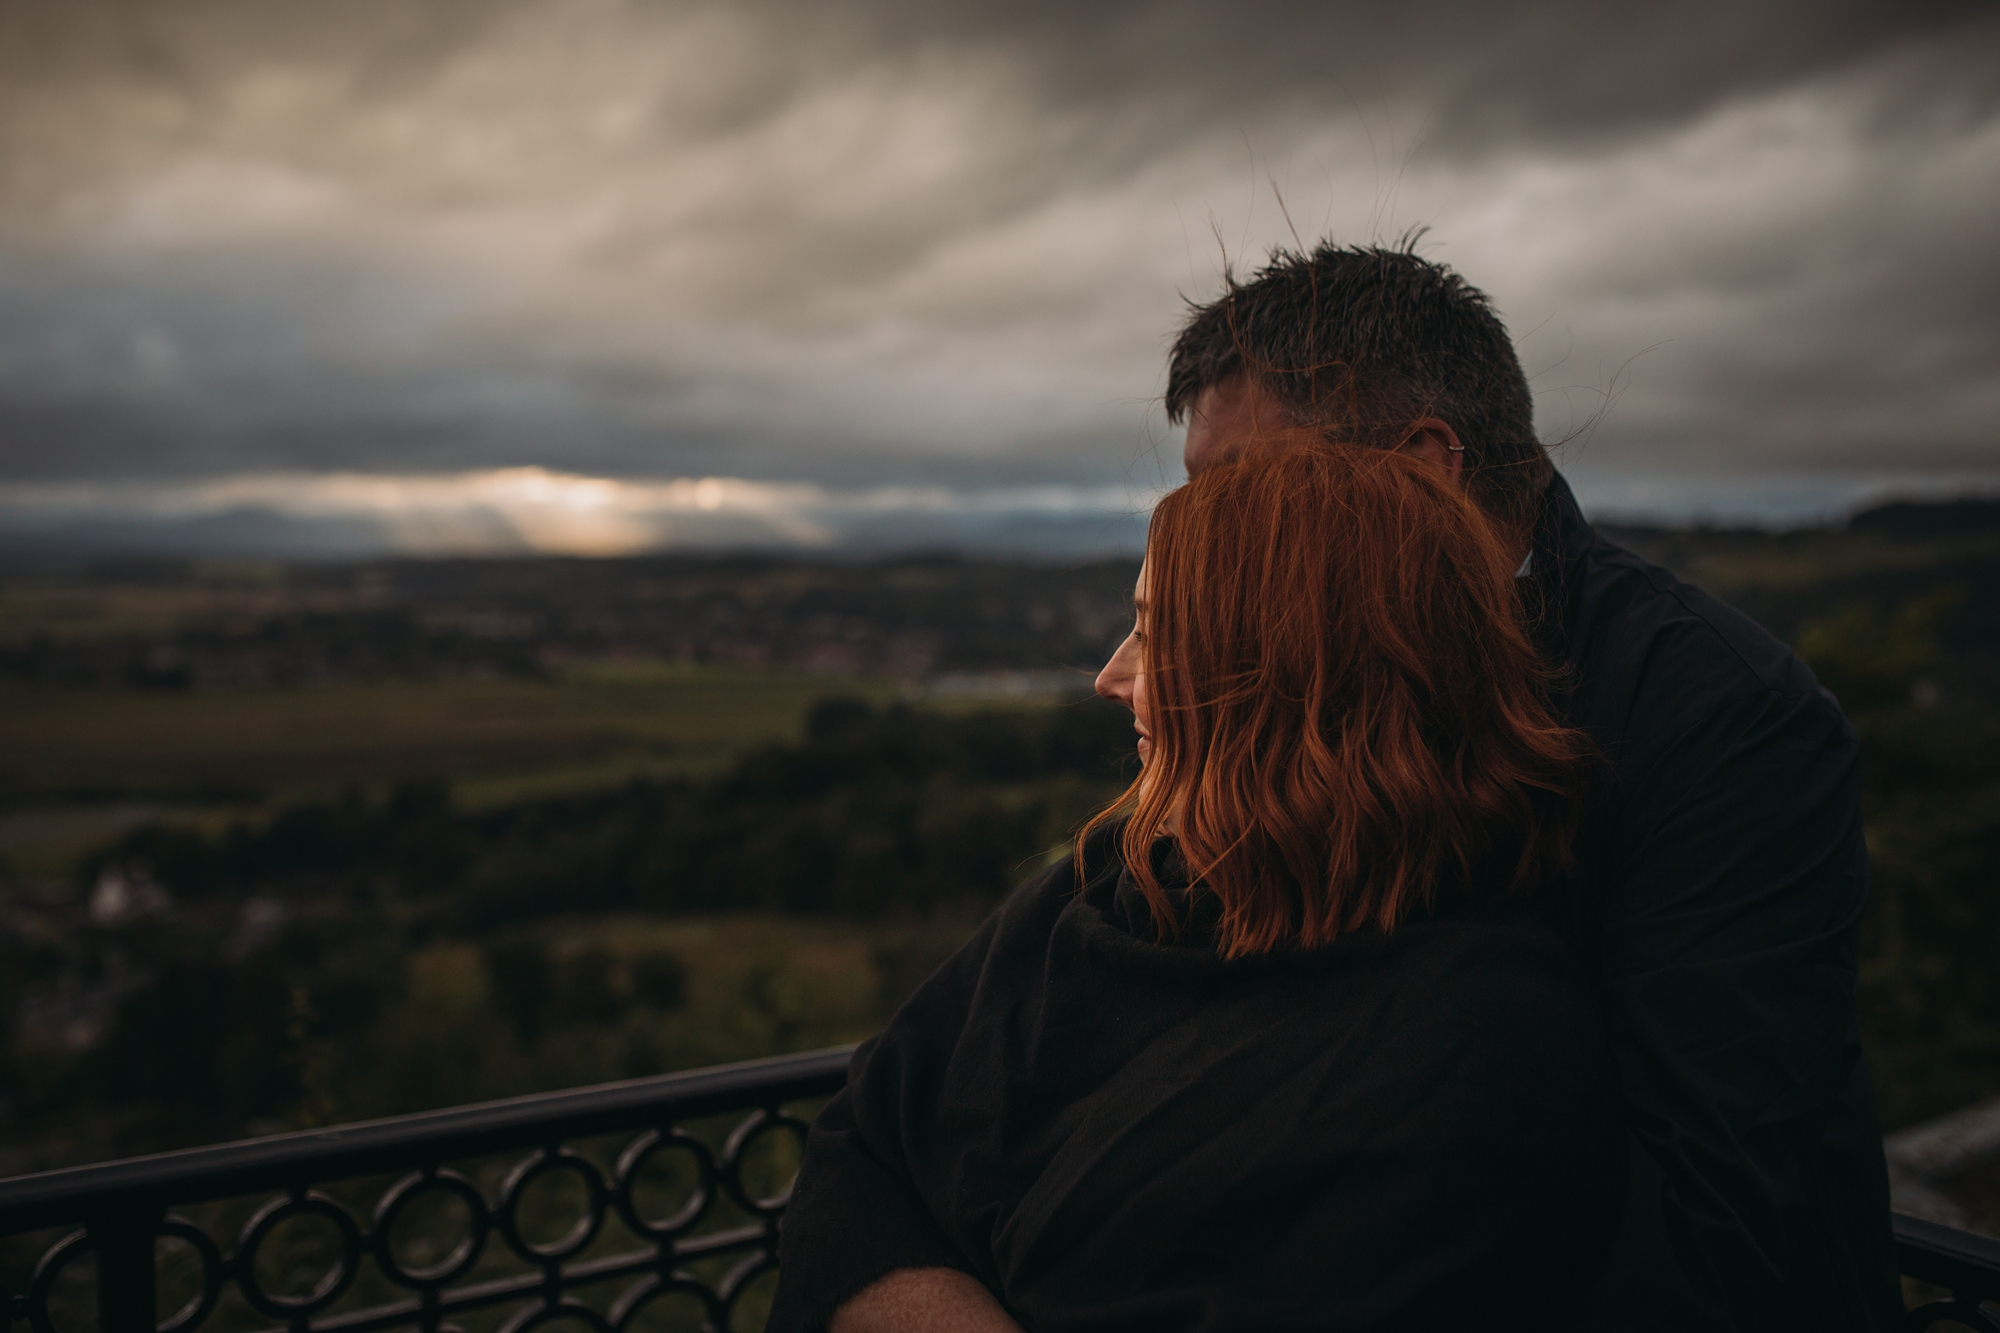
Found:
[1,0,1995,553]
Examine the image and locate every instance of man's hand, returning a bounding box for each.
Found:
[827,1267,1023,1333]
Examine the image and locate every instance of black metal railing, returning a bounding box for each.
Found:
[0,1047,851,1333]
[0,1045,1996,1332]
[1901,1213,2000,1331]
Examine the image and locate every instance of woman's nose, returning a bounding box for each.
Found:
[1096,639,1136,708]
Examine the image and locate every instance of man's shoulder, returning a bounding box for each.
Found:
[1568,528,1831,718]
[1553,524,1862,782]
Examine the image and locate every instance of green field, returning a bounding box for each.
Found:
[0,664,902,799]
[0,664,920,875]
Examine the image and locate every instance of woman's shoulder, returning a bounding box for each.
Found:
[876,827,1121,1021]
[989,820,1126,934]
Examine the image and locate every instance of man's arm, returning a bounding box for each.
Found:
[1574,684,1899,1331]
[767,888,1032,1333]
[829,1268,1024,1333]
[767,1068,995,1333]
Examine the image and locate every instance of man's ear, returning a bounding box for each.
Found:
[1398,418,1466,486]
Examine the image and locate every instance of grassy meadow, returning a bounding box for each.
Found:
[0,664,909,876]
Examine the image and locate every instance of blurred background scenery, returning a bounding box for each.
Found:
[1,0,1998,1303]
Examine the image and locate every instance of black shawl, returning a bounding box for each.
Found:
[769,831,1627,1332]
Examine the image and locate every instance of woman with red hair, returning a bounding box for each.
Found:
[770,442,1628,1332]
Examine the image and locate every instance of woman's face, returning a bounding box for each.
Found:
[1095,561,1153,764]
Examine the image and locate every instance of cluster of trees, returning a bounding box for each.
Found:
[1812,598,2000,1128]
[91,696,1135,925]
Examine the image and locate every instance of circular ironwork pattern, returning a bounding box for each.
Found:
[497,1148,610,1265]
[8,1102,819,1333]
[614,1128,718,1239]
[720,1108,813,1216]
[23,1229,89,1333]
[719,1248,783,1329]
[20,1219,227,1333]
[157,1215,227,1333]
[608,1272,731,1333]
[372,1168,490,1288]
[235,1191,366,1318]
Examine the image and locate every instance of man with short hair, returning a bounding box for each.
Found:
[1168,243,1901,1331]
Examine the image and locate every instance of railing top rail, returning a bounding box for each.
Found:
[0,1045,854,1233]
[1895,1210,2000,1301]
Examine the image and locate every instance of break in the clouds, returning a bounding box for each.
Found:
[0,469,1157,558]
[0,0,1995,552]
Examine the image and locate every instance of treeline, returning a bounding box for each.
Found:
[89,696,1135,924]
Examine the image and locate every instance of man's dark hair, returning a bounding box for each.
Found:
[1166,242,1550,530]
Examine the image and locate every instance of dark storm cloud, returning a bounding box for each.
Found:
[824,0,1997,147]
[0,0,1994,517]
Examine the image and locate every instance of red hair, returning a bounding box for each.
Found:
[1080,440,1590,958]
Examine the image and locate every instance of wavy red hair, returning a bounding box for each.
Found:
[1080,440,1590,958]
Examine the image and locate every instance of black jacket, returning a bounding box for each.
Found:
[768,841,1629,1332]
[1526,474,1899,1330]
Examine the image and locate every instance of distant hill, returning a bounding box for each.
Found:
[1847,497,2000,541]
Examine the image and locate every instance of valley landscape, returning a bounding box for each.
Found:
[0,501,1995,1199]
